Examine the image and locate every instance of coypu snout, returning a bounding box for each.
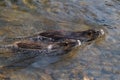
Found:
[99,29,105,36]
[89,29,105,41]
[82,29,101,42]
[70,29,105,42]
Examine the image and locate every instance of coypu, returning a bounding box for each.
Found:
[0,39,80,67]
[4,29,104,43]
[39,29,104,42]
[0,29,104,67]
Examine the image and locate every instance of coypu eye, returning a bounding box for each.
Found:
[87,31,93,36]
[100,29,105,35]
[64,42,69,46]
[61,42,69,46]
[58,42,69,46]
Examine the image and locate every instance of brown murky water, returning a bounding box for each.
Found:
[0,0,120,80]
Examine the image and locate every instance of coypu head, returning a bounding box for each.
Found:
[14,41,45,49]
[11,39,81,56]
[70,29,105,42]
[56,39,81,49]
[14,39,81,51]
[46,39,81,51]
[45,39,81,56]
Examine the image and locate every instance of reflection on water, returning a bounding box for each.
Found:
[0,0,120,80]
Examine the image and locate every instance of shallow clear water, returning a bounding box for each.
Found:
[0,0,120,80]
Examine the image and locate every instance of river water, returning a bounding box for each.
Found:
[0,0,120,80]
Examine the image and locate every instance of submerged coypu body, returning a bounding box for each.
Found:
[0,29,104,67]
[0,39,79,67]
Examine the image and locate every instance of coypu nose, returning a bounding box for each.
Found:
[96,29,105,37]
[100,29,105,35]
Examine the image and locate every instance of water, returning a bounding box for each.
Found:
[0,0,120,80]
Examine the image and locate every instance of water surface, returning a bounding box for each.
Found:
[0,0,120,80]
